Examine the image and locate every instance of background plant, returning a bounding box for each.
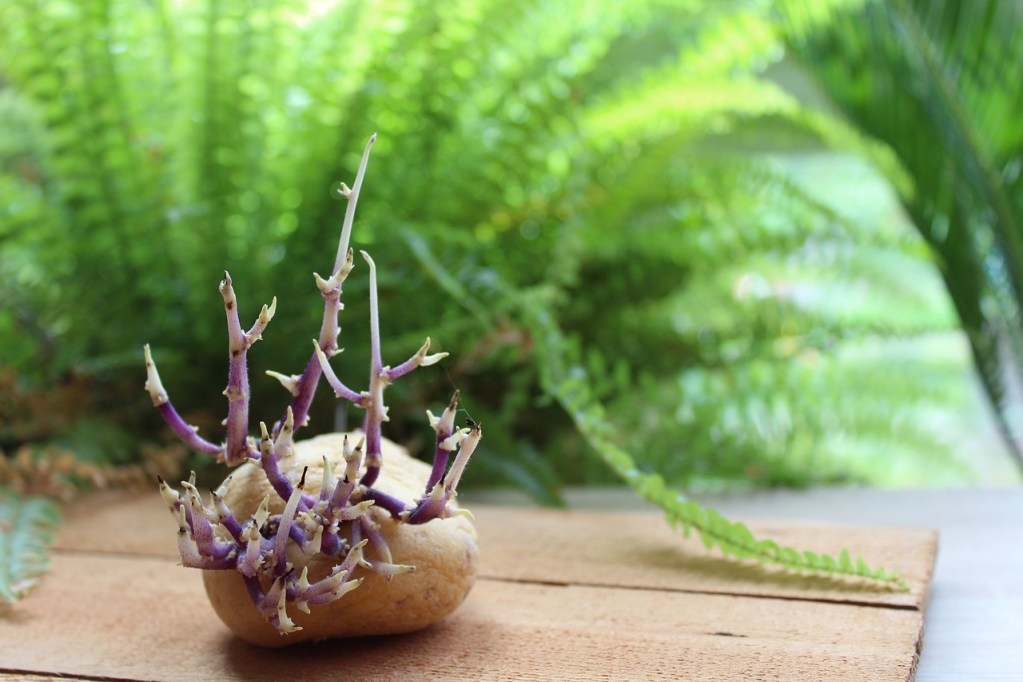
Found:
[0,0,1015,523]
[779,0,1023,475]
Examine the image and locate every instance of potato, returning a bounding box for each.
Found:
[202,432,478,647]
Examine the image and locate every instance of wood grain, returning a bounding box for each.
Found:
[0,492,935,681]
[473,507,935,608]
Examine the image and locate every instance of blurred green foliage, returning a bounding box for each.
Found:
[779,0,1023,476]
[0,0,1014,503]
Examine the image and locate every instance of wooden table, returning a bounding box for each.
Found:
[0,490,946,681]
[502,486,1023,682]
[687,487,1023,682]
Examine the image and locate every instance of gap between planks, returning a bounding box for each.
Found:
[46,543,924,613]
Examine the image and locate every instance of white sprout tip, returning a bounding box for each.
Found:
[420,351,448,367]
[276,589,301,634]
[333,578,363,601]
[265,370,300,396]
[214,475,232,499]
[337,182,352,199]
[440,427,470,451]
[175,504,188,531]
[347,540,369,562]
[143,344,169,406]
[376,562,415,577]
[426,482,446,501]
[260,296,278,323]
[158,476,179,510]
[254,495,271,527]
[416,337,449,366]
[314,270,342,293]
[312,339,329,360]
[449,506,475,521]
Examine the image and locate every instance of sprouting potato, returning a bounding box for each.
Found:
[145,135,483,645]
[202,434,478,647]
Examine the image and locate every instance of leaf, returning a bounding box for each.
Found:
[0,489,62,603]
[839,548,854,572]
[512,279,903,584]
[406,227,906,586]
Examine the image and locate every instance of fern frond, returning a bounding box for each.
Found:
[405,228,905,584]
[518,295,905,586]
[0,490,61,603]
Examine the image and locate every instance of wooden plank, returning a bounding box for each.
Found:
[471,486,1023,682]
[30,492,933,680]
[0,553,922,682]
[53,491,177,558]
[472,507,936,609]
[54,493,936,608]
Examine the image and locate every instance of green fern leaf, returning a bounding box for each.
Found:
[802,550,822,568]
[516,291,905,587]
[405,228,907,587]
[839,548,853,572]
[0,490,61,603]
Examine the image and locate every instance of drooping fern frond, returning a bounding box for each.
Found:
[0,490,61,603]
[405,229,905,586]
[517,294,905,586]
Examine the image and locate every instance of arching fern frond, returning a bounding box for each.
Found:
[518,294,905,586]
[404,229,905,586]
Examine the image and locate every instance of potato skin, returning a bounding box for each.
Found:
[202,432,478,647]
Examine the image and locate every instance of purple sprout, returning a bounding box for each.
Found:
[143,134,482,634]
